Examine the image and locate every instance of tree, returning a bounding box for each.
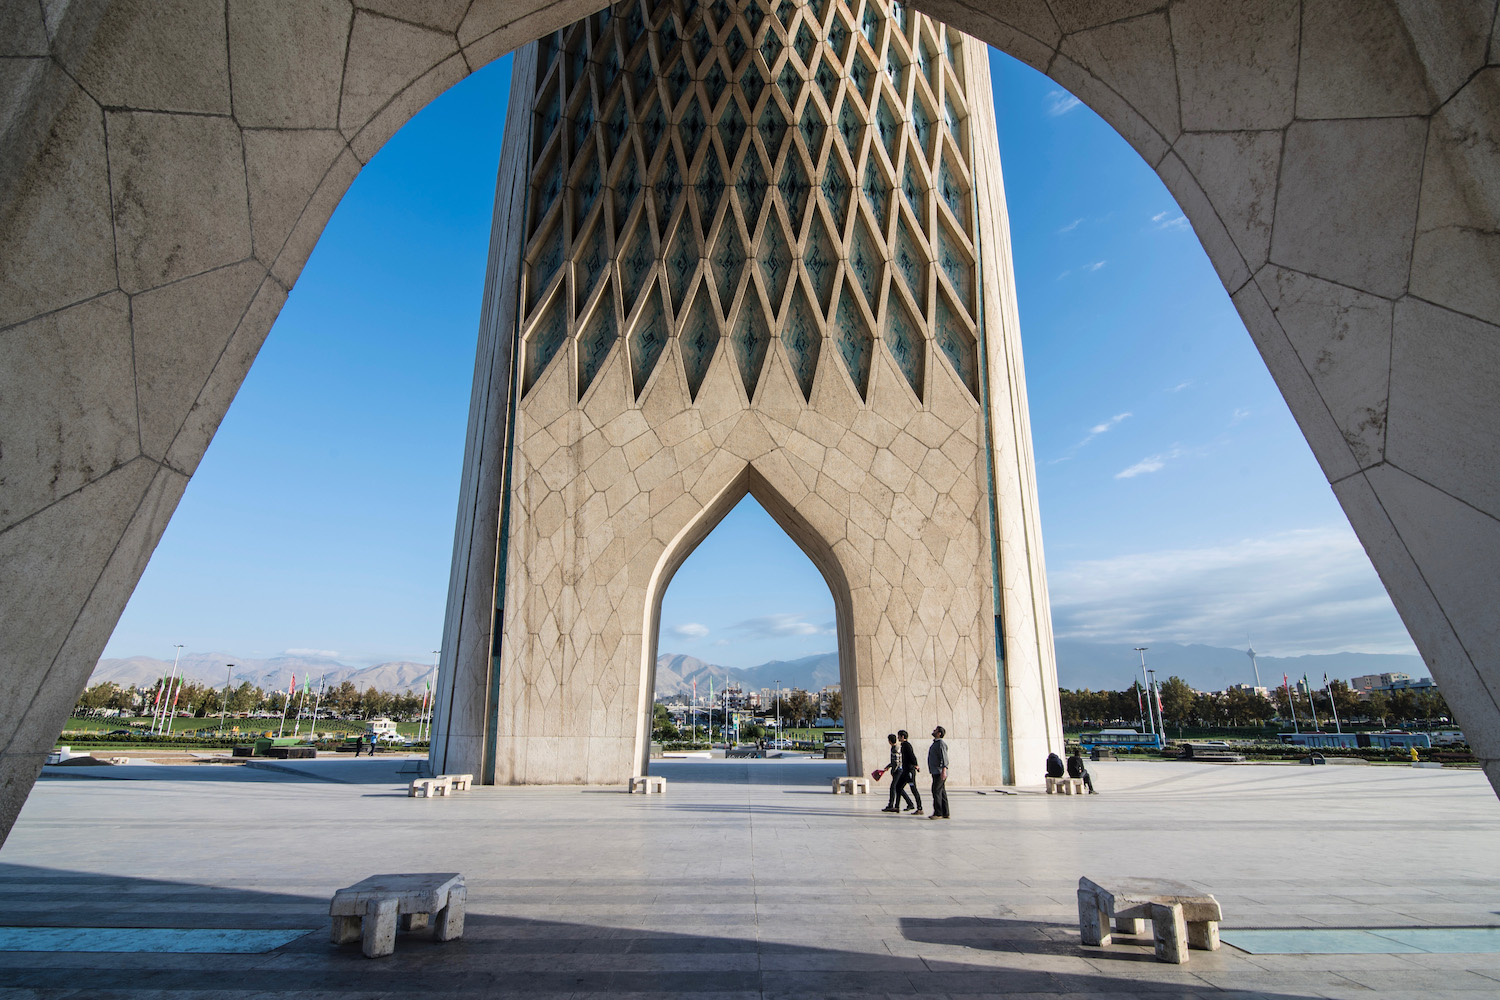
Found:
[227,681,259,715]
[825,690,843,723]
[76,682,119,716]
[1158,676,1194,729]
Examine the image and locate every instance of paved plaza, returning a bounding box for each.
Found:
[2,757,1498,998]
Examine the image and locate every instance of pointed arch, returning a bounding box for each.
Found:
[635,464,859,775]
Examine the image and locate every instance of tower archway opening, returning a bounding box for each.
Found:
[649,493,843,769]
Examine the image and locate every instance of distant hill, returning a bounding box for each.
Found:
[652,651,839,697]
[91,653,435,694]
[95,640,1424,702]
[93,649,840,699]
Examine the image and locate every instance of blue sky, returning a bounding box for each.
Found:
[102,45,1418,671]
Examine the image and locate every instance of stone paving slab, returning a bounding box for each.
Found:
[0,759,1497,998]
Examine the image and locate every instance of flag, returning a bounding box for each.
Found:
[303,676,311,695]
[1136,687,1143,714]
[288,674,295,698]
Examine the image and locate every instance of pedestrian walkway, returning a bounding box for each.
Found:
[2,759,1497,996]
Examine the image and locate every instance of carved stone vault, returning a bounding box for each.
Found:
[428,0,1063,785]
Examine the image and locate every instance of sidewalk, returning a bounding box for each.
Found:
[3,759,1498,997]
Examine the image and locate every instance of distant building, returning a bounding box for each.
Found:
[1222,683,1271,698]
[1375,677,1437,693]
[1350,672,1411,693]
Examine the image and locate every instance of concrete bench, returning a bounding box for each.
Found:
[831,776,870,794]
[1077,876,1221,963]
[629,775,665,794]
[1047,776,1084,794]
[330,872,466,958]
[437,773,473,791]
[408,777,452,798]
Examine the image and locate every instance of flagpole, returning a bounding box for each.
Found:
[1324,673,1342,734]
[425,649,439,742]
[293,678,308,736]
[1303,674,1321,730]
[1283,674,1300,733]
[309,676,325,740]
[156,644,183,734]
[277,675,294,738]
[164,668,185,737]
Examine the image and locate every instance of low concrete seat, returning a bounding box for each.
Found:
[1047,776,1084,794]
[408,777,452,798]
[831,776,869,794]
[1077,876,1221,963]
[330,872,466,958]
[629,775,665,794]
[437,773,473,791]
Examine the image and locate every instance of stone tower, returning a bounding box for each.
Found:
[430,0,1062,786]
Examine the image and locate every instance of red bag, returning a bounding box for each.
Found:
[871,769,885,782]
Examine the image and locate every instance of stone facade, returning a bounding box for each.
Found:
[428,0,1062,786]
[3,0,1500,844]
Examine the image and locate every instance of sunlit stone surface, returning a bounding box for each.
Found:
[430,0,1062,786]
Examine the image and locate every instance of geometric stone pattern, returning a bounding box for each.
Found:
[4,0,1500,841]
[431,0,1062,788]
[517,0,982,412]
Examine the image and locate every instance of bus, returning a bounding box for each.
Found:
[1077,729,1165,751]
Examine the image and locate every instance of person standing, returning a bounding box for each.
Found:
[882,733,913,812]
[896,730,923,814]
[927,726,950,819]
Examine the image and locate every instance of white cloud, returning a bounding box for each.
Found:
[730,614,835,639]
[1089,412,1132,437]
[285,648,339,658]
[1058,217,1084,233]
[1052,412,1133,464]
[1116,455,1166,478]
[1151,211,1189,231]
[1083,260,1106,272]
[1048,527,1416,655]
[671,623,710,639]
[1168,380,1192,393]
[1231,407,1251,424]
[1115,445,1189,479]
[712,639,731,647]
[1045,90,1082,117]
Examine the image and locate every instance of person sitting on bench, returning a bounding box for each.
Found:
[1046,752,1066,780]
[1067,749,1097,794]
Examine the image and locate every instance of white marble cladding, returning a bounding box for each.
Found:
[449,0,1063,786]
[8,0,1496,845]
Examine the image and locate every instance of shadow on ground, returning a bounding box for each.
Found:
[0,863,1332,998]
[36,758,421,786]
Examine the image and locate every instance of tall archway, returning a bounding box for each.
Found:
[3,1,1499,843]
[638,468,859,775]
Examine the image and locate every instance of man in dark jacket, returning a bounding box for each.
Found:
[927,726,950,818]
[1046,752,1066,779]
[882,733,913,812]
[1067,749,1097,793]
[895,730,922,814]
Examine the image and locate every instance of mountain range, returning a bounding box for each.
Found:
[91,641,1427,699]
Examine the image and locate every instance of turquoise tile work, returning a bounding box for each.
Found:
[1222,927,1500,955]
[0,926,312,953]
